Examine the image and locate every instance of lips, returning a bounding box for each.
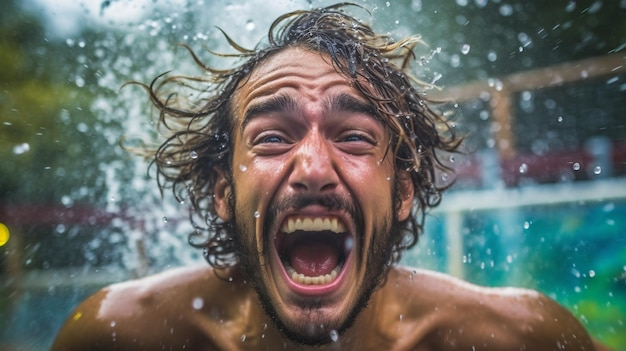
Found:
[275,216,352,288]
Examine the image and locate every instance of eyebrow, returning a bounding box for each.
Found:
[241,94,298,130]
[240,93,380,130]
[324,93,380,120]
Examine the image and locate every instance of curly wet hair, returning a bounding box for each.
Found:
[138,3,461,269]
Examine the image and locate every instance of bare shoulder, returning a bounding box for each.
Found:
[50,265,240,350]
[383,266,598,350]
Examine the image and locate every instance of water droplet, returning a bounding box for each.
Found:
[162,217,168,223]
[589,270,596,278]
[61,195,72,206]
[523,221,530,229]
[110,321,116,327]
[253,211,260,218]
[329,329,339,342]
[12,142,30,155]
[593,166,602,175]
[192,297,204,310]
[519,163,528,174]
[245,20,255,31]
[239,164,247,172]
[572,162,581,171]
[461,43,471,55]
[499,4,513,16]
[344,237,354,252]
[190,151,199,159]
[431,72,443,84]
[75,76,85,88]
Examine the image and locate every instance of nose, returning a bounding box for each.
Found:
[288,133,339,194]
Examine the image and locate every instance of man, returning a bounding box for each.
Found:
[51,4,609,350]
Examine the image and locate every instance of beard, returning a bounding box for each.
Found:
[229,189,401,346]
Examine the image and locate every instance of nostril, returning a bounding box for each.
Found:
[292,182,309,191]
[320,183,337,192]
[289,174,339,194]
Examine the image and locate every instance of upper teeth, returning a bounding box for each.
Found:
[281,217,346,234]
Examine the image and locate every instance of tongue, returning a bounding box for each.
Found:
[289,242,339,277]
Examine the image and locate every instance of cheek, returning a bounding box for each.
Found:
[232,157,287,215]
[341,157,395,197]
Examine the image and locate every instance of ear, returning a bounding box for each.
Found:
[213,169,233,221]
[396,170,415,222]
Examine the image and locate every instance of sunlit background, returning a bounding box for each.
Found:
[1,0,625,349]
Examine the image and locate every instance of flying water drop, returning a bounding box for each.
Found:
[245,20,255,31]
[461,44,471,55]
[519,163,528,174]
[192,297,204,310]
[329,329,339,342]
[344,237,354,252]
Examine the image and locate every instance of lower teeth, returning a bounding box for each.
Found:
[286,264,342,285]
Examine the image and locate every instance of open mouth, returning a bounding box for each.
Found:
[275,216,352,287]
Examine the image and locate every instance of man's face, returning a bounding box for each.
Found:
[213,47,414,344]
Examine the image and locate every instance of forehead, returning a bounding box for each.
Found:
[231,47,362,122]
[246,47,339,83]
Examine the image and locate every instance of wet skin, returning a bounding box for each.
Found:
[51,48,606,351]
[51,265,605,350]
[213,47,414,343]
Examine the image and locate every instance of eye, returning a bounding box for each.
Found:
[252,131,290,145]
[339,131,376,144]
[260,135,284,144]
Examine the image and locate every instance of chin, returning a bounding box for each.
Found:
[263,288,376,346]
[231,194,398,346]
